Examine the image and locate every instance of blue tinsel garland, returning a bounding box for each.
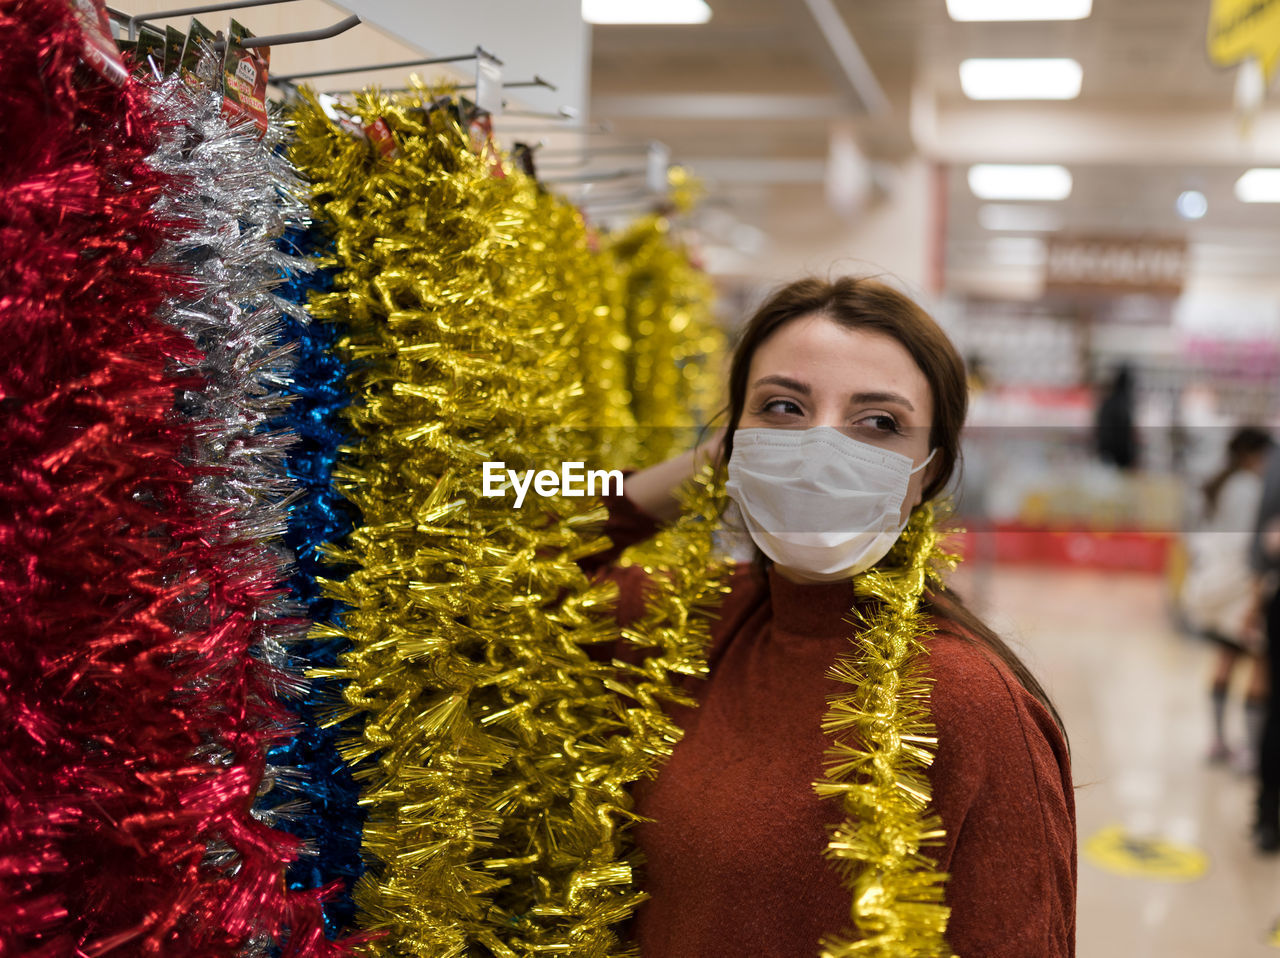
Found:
[264,227,366,939]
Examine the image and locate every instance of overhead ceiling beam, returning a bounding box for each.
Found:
[590,93,845,120]
[800,0,891,116]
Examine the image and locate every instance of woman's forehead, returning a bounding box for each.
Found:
[748,316,932,408]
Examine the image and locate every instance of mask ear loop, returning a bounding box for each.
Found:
[908,448,937,476]
[889,449,940,536]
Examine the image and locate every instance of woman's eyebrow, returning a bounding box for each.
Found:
[848,391,915,411]
[751,374,810,394]
[751,378,916,412]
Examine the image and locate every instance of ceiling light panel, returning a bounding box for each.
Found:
[947,0,1091,20]
[1176,190,1208,220]
[968,164,1073,201]
[582,0,712,24]
[1235,169,1280,203]
[960,58,1082,100]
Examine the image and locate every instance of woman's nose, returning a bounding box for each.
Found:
[811,407,844,429]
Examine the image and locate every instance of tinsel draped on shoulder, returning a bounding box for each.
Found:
[622,487,958,957]
[815,503,959,958]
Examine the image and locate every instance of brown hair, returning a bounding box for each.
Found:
[1203,426,1271,520]
[719,276,1067,740]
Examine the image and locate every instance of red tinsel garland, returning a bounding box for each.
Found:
[0,2,343,954]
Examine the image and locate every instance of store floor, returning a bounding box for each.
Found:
[951,562,1280,956]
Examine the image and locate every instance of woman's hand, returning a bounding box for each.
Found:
[623,426,726,523]
[694,425,727,471]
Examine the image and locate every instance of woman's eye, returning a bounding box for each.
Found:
[855,414,901,434]
[761,398,803,416]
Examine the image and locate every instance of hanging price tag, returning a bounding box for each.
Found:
[222,19,270,136]
[178,18,216,85]
[475,51,503,117]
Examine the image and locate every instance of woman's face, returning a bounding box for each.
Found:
[737,312,936,523]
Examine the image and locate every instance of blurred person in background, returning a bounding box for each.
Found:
[1180,426,1271,769]
[1250,435,1280,852]
[1093,362,1139,471]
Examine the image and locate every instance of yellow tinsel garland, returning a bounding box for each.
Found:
[513,186,637,469]
[815,503,957,958]
[289,84,952,956]
[289,88,727,957]
[614,468,733,724]
[625,494,957,957]
[604,213,725,468]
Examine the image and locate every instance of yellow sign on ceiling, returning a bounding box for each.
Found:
[1209,0,1280,78]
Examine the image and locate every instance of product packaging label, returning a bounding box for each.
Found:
[317,93,368,140]
[133,25,164,79]
[179,18,216,84]
[68,0,127,85]
[164,25,185,75]
[464,102,506,178]
[364,117,400,159]
[221,18,270,135]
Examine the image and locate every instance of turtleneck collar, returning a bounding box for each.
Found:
[765,565,862,638]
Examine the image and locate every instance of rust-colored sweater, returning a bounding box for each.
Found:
[589,491,1077,958]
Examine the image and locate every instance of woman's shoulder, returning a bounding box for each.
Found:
[924,625,1021,697]
[922,621,1068,769]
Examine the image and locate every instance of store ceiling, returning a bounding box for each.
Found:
[115,0,1280,288]
[587,0,1280,284]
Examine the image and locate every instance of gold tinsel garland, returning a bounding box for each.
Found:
[614,468,733,739]
[289,89,722,956]
[815,503,957,958]
[513,186,637,469]
[604,212,725,468]
[621,491,955,957]
[290,84,951,957]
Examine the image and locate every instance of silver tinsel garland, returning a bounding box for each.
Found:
[142,53,343,956]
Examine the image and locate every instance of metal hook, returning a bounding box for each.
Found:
[380,77,554,96]
[495,106,582,122]
[536,140,658,157]
[213,13,360,51]
[535,145,656,172]
[492,120,614,136]
[453,74,557,93]
[121,0,298,40]
[273,45,502,84]
[575,189,659,207]
[540,168,648,186]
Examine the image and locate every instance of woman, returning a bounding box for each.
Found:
[586,276,1075,956]
[1181,426,1271,769]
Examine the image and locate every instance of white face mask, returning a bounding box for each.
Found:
[724,426,936,583]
